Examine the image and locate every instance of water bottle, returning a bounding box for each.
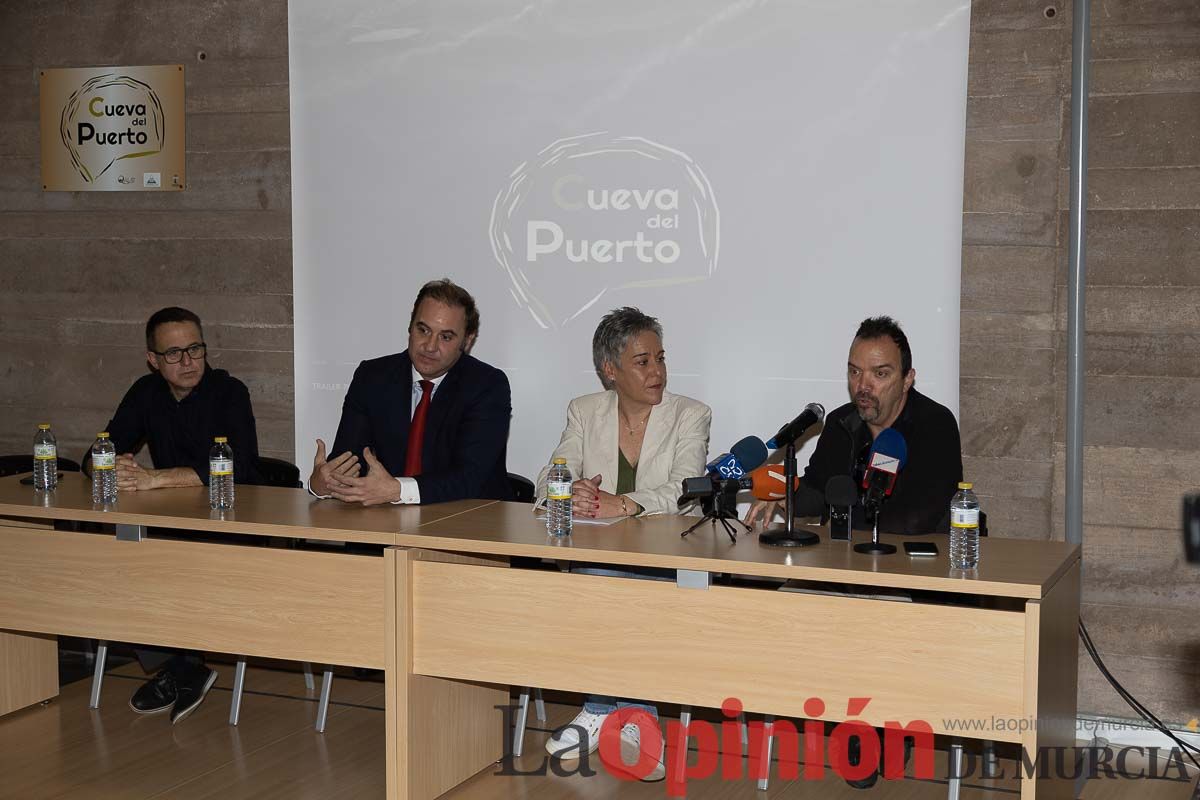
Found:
[209,436,235,511]
[33,424,58,492]
[90,432,117,504]
[949,481,980,570]
[546,457,573,537]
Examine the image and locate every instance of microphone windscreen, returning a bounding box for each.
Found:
[824,474,859,507]
[730,436,769,472]
[870,427,908,470]
[749,464,800,501]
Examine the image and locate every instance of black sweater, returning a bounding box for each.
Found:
[794,388,963,534]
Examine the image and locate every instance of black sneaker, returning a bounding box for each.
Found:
[844,735,879,790]
[844,733,914,790]
[129,669,177,714]
[170,667,218,725]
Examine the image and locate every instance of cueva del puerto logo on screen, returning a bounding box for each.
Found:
[489,132,720,328]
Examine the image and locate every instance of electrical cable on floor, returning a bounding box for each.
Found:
[1079,619,1200,773]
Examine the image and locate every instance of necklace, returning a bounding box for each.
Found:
[620,409,652,436]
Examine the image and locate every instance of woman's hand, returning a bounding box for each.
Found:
[592,491,628,519]
[571,474,602,517]
[568,476,636,519]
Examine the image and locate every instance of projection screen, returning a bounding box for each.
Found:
[289,0,971,486]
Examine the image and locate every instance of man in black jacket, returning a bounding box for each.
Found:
[309,278,513,505]
[85,307,262,492]
[746,315,962,534]
[747,316,963,791]
[83,306,262,725]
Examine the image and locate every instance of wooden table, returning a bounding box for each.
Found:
[0,476,1080,800]
[396,504,1080,800]
[0,474,501,800]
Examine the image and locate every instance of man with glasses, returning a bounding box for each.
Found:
[82,306,262,724]
[85,306,261,492]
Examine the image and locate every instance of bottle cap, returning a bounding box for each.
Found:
[97,432,110,439]
[958,481,973,490]
[214,436,228,443]
[38,423,50,430]
[552,457,567,465]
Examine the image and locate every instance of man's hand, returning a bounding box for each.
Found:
[743,499,781,528]
[115,454,156,492]
[571,474,602,518]
[309,438,360,496]
[329,447,401,506]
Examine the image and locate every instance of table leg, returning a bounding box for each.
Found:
[1020,562,1081,800]
[0,630,58,716]
[388,548,508,800]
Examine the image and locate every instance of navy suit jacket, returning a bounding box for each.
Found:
[329,351,514,503]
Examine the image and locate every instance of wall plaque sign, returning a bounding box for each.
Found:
[40,64,185,191]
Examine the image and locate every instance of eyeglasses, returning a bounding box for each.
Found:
[154,343,207,364]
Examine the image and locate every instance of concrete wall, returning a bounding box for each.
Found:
[2,0,1197,722]
[963,0,1200,723]
[0,0,293,464]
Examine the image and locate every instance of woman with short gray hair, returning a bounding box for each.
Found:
[534,307,712,779]
[536,307,711,518]
[591,307,663,389]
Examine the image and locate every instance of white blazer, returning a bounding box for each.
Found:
[535,390,712,517]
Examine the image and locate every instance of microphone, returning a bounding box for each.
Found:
[825,475,858,541]
[706,436,768,480]
[861,428,908,508]
[766,403,825,450]
[678,436,768,511]
[748,463,800,501]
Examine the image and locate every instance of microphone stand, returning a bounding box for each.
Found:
[853,498,896,555]
[681,483,747,545]
[759,441,819,547]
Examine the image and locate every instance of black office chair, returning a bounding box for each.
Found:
[506,472,546,754]
[507,472,535,503]
[0,454,82,479]
[256,456,302,489]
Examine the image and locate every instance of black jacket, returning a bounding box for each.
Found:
[329,351,514,504]
[794,388,963,534]
[84,366,262,486]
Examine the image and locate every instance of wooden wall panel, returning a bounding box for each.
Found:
[964,1,1200,723]
[0,0,293,466]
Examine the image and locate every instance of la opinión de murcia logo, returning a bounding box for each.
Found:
[489,132,720,328]
[495,697,1200,795]
[59,74,166,183]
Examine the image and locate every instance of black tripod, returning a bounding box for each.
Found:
[759,440,819,547]
[681,482,749,544]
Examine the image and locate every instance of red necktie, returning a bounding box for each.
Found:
[404,380,433,477]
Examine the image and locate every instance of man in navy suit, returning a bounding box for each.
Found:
[308,279,513,505]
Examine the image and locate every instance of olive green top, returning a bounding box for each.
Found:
[616,449,637,495]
